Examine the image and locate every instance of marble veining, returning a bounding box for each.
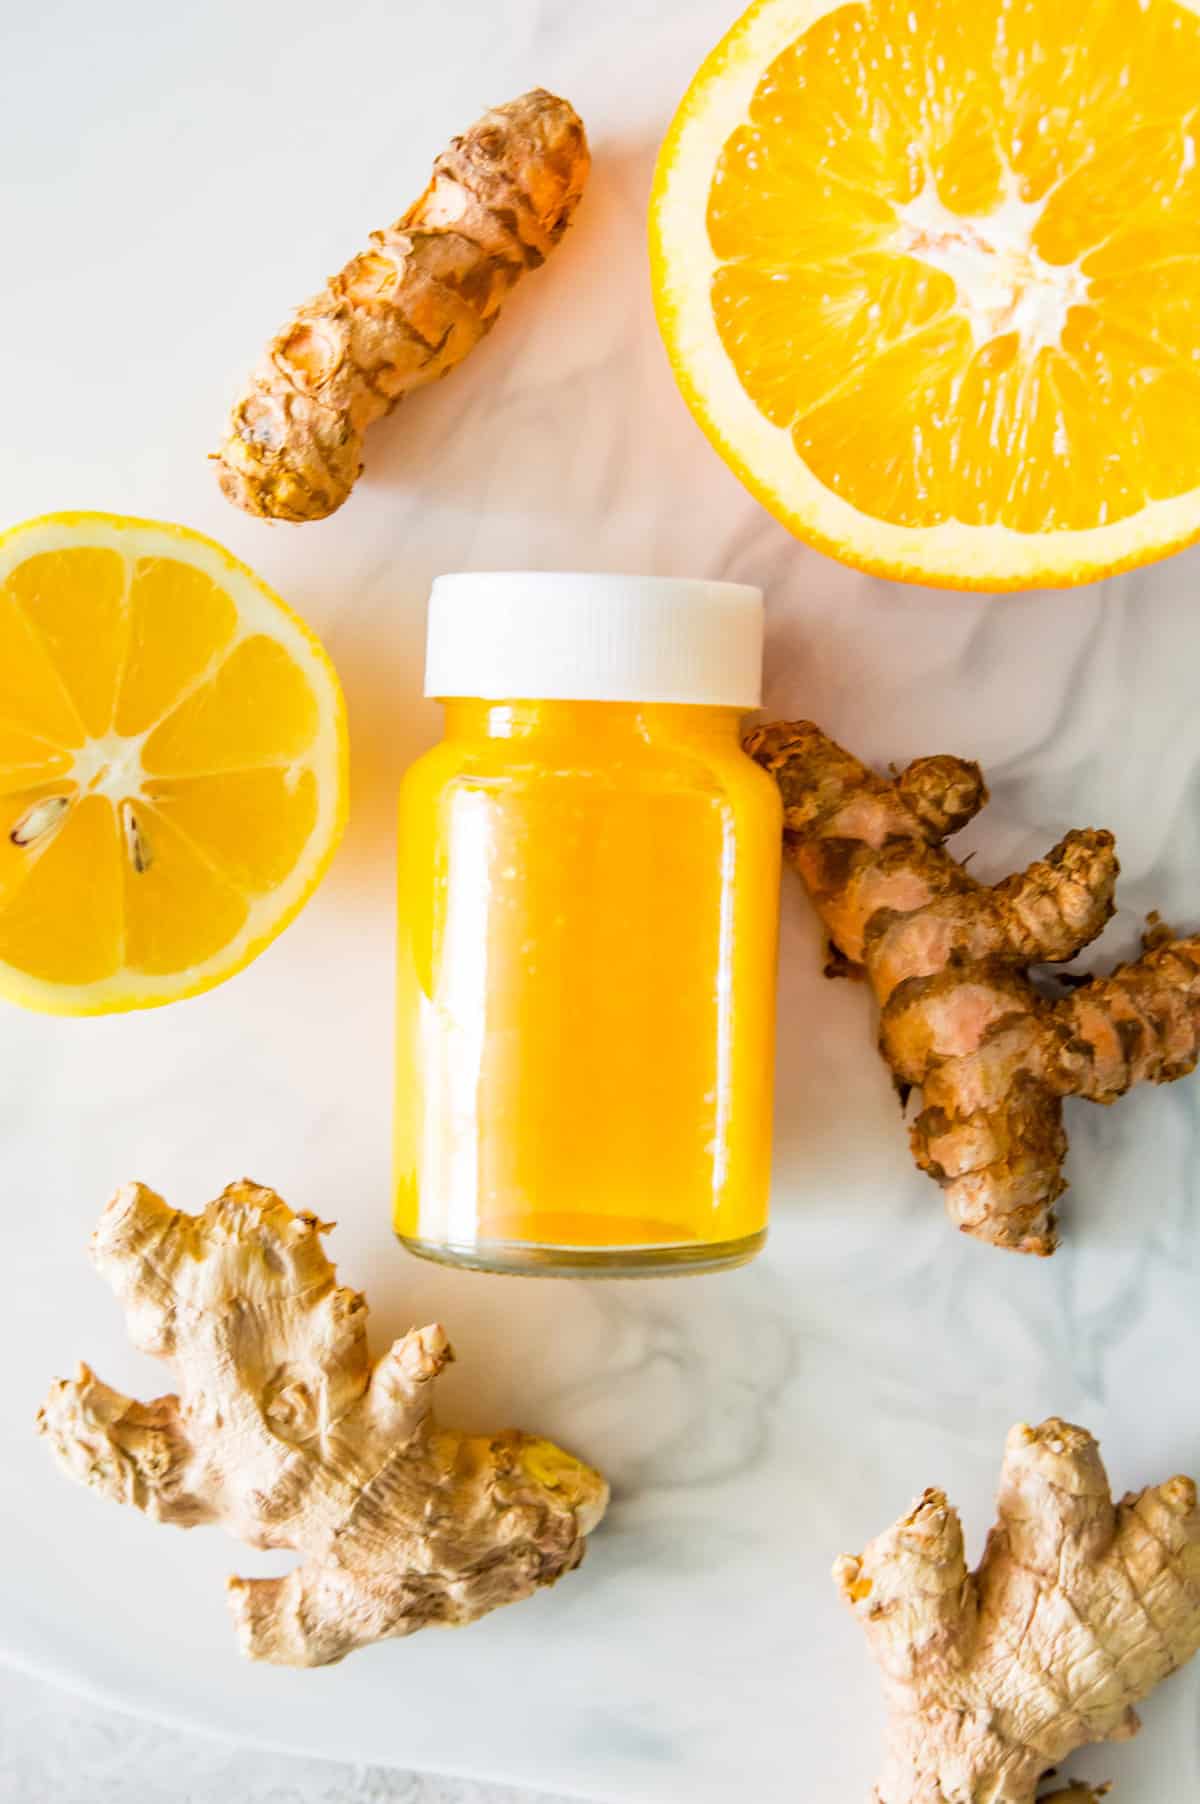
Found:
[1,0,1198,1799]
[0,1669,561,1804]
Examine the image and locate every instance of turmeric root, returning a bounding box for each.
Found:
[835,1419,1200,1804]
[37,1181,607,1667]
[216,89,589,522]
[747,721,1200,1255]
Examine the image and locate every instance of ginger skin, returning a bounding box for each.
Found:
[216,89,589,521]
[747,721,1200,1255]
[37,1181,608,1667]
[836,1419,1200,1804]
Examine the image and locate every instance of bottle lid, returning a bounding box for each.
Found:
[424,572,764,707]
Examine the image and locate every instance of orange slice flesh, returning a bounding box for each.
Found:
[0,514,347,1013]
[651,0,1200,589]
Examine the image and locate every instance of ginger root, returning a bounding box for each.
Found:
[216,89,589,521]
[37,1181,608,1667]
[835,1419,1200,1804]
[747,721,1200,1255]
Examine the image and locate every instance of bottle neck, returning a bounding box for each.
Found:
[438,698,748,747]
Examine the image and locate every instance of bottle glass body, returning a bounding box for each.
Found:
[394,697,781,1275]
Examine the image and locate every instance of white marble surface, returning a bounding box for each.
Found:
[2,0,1199,1800]
[0,1668,560,1803]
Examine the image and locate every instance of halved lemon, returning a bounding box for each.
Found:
[651,0,1200,590]
[0,513,347,1014]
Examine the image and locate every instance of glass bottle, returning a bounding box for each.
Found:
[394,573,781,1276]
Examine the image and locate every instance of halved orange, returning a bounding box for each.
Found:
[651,0,1200,590]
[0,514,347,1014]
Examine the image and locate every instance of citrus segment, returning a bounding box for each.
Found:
[114,558,239,736]
[0,585,85,747]
[0,730,72,796]
[651,0,1200,588]
[121,809,249,976]
[6,549,128,738]
[0,514,347,1014]
[1,788,68,913]
[145,768,320,896]
[142,635,319,777]
[0,794,124,985]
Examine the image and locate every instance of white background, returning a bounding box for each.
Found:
[2,0,1199,1799]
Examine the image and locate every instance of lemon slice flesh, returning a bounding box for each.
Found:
[0,513,347,1014]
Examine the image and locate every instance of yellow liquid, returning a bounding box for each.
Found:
[393,699,781,1275]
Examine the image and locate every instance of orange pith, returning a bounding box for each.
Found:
[0,514,347,1014]
[651,0,1200,588]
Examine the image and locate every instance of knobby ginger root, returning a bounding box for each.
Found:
[747,721,1200,1255]
[37,1181,608,1667]
[216,89,589,521]
[836,1419,1200,1804]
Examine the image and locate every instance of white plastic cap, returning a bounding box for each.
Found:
[424,572,764,707]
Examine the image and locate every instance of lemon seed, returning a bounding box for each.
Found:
[9,794,70,847]
[121,803,152,875]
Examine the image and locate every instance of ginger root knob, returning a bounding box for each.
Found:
[837,1419,1200,1803]
[37,1180,608,1666]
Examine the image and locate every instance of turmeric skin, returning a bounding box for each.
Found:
[748,721,1200,1254]
[216,90,589,522]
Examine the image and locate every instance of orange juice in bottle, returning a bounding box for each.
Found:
[395,574,780,1275]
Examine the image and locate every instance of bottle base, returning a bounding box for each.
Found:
[394,1229,766,1279]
